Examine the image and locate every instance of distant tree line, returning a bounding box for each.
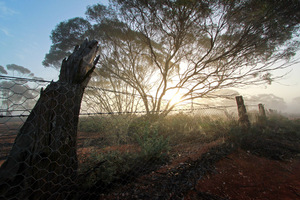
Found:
[0,64,43,116]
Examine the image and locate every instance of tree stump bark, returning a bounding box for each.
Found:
[0,40,99,199]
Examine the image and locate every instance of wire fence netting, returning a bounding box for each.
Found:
[0,75,267,199]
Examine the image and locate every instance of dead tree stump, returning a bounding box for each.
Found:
[0,40,99,199]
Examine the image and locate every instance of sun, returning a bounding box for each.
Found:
[169,94,182,105]
[166,90,184,106]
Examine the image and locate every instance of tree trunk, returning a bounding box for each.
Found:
[0,40,99,200]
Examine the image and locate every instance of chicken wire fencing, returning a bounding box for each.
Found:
[0,75,265,199]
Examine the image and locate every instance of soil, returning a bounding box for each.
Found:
[188,149,300,200]
[97,139,300,200]
[1,126,300,199]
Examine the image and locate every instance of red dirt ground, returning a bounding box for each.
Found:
[186,149,300,200]
[99,138,300,200]
[1,127,300,199]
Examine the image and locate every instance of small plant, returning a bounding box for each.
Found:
[235,115,300,160]
[80,150,132,187]
[80,122,170,188]
[134,123,170,163]
[78,116,105,133]
[127,115,152,138]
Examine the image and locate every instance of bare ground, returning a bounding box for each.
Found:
[1,126,300,200]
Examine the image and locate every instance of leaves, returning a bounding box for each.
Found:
[6,64,31,75]
[44,17,92,68]
[0,65,8,74]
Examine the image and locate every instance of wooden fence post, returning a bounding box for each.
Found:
[235,96,250,129]
[257,103,267,126]
[258,103,266,118]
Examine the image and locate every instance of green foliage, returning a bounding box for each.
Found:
[265,114,300,135]
[134,123,170,163]
[80,121,170,188]
[43,17,91,68]
[127,115,153,138]
[78,116,105,133]
[82,151,137,187]
[158,113,197,136]
[236,114,300,160]
[198,116,238,136]
[157,113,235,144]
[78,115,134,145]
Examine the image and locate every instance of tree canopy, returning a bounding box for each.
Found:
[43,0,300,117]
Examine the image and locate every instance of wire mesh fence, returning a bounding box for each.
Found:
[0,75,266,199]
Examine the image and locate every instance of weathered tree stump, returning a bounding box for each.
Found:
[0,40,99,199]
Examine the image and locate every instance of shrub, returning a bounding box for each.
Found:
[82,151,137,187]
[149,113,238,146]
[134,123,170,163]
[236,115,300,160]
[78,116,105,133]
[127,115,154,138]
[79,115,138,146]
[80,122,170,188]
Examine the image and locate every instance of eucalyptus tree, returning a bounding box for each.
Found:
[44,8,146,114]
[44,0,300,117]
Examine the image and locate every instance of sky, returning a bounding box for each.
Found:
[0,0,299,113]
[0,0,106,80]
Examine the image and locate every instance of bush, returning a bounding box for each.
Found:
[79,115,138,145]
[80,122,170,188]
[157,113,236,145]
[237,115,300,160]
[81,151,137,187]
[78,116,105,133]
[134,123,170,163]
